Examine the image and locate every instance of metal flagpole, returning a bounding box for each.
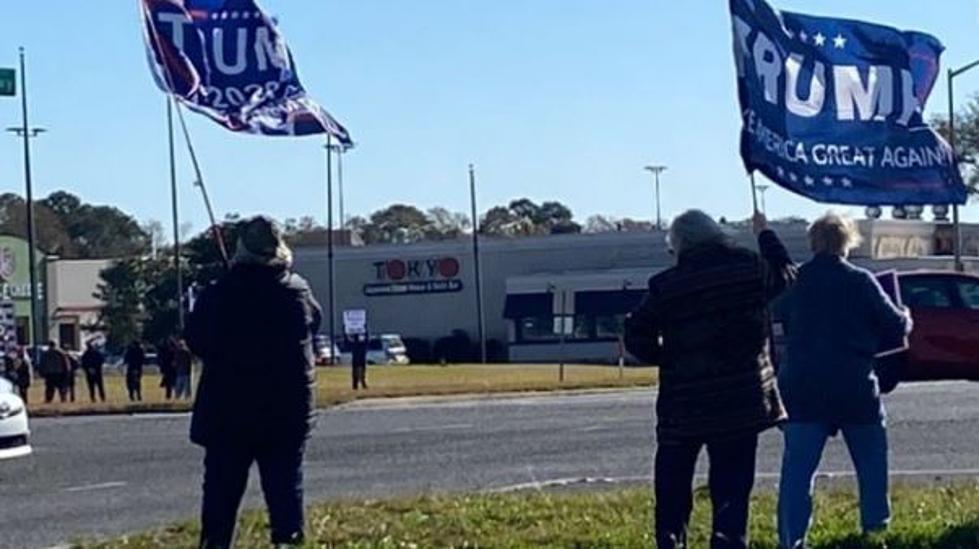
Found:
[749,173,760,216]
[16,48,41,362]
[173,101,230,266]
[469,164,487,364]
[337,145,346,230]
[326,136,337,365]
[167,98,185,331]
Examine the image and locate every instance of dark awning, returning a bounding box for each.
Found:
[503,293,553,319]
[575,290,646,316]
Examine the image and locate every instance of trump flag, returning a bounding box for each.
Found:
[730,0,966,206]
[141,0,352,144]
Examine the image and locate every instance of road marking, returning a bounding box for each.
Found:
[391,423,474,434]
[63,481,128,493]
[488,469,979,493]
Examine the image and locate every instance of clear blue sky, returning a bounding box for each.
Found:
[2,1,979,239]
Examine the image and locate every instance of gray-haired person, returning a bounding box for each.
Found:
[626,210,795,549]
[776,213,912,548]
[186,216,322,548]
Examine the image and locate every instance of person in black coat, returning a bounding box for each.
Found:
[80,341,106,403]
[625,211,795,549]
[158,337,176,400]
[348,332,369,390]
[186,216,321,548]
[124,341,146,402]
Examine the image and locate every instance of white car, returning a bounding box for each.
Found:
[0,378,30,460]
[340,334,411,365]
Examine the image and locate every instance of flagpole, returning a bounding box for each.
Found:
[173,101,230,266]
[749,173,760,216]
[469,164,487,364]
[167,97,184,331]
[326,135,337,365]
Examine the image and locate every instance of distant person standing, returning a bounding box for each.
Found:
[39,342,70,403]
[186,216,321,548]
[11,347,31,403]
[158,336,176,400]
[173,338,194,400]
[349,332,369,390]
[81,341,107,403]
[124,341,146,402]
[64,344,80,403]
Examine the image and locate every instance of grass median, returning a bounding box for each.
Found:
[76,484,979,548]
[27,364,656,418]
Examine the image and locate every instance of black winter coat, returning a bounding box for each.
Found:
[186,264,322,448]
[625,230,795,444]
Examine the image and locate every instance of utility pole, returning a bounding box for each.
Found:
[644,165,668,230]
[469,165,487,364]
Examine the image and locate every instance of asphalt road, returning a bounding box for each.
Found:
[1,382,979,548]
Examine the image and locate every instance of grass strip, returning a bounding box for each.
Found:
[76,484,979,548]
[27,365,656,418]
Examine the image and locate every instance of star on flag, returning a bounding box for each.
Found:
[833,34,847,49]
[813,32,827,47]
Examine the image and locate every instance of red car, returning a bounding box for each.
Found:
[896,271,979,381]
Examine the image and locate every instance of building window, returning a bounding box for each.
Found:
[595,315,626,340]
[517,317,558,342]
[59,323,79,351]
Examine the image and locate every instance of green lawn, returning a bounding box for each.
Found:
[28,364,656,417]
[75,484,979,548]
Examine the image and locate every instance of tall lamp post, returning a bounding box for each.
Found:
[7,48,46,363]
[755,184,770,214]
[644,165,667,230]
[947,59,979,273]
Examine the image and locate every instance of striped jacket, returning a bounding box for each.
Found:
[625,230,794,443]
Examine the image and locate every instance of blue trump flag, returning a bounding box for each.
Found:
[141,0,352,144]
[730,0,966,206]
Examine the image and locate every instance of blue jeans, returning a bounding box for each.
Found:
[778,422,889,548]
[200,443,306,548]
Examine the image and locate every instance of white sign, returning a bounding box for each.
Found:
[343,309,367,335]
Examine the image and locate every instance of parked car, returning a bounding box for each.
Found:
[888,271,979,381]
[340,334,411,365]
[313,335,342,366]
[0,377,31,460]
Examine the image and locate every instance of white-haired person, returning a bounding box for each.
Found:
[626,210,795,549]
[776,213,912,548]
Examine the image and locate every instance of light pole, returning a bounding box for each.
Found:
[7,48,46,362]
[469,165,487,364]
[644,165,667,230]
[755,184,770,214]
[947,59,979,272]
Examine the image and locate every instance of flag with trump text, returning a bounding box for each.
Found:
[141,0,352,144]
[730,0,966,206]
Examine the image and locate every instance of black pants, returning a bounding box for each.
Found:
[654,433,758,549]
[85,371,106,402]
[352,365,367,390]
[66,372,77,402]
[127,374,142,402]
[17,384,28,404]
[200,442,305,548]
[44,374,67,403]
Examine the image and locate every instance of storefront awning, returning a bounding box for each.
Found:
[503,293,552,319]
[574,290,646,316]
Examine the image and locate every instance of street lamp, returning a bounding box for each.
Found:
[6,120,46,361]
[947,59,979,272]
[755,184,770,214]
[644,165,667,230]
